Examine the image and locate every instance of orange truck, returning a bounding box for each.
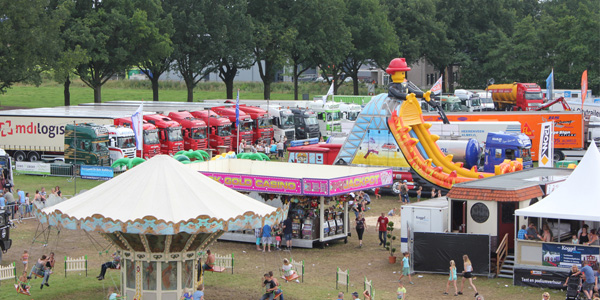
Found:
[423,111,600,161]
[486,82,544,111]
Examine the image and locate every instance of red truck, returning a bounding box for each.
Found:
[190,110,234,152]
[113,117,161,159]
[210,106,254,151]
[143,114,185,155]
[237,105,274,144]
[167,111,208,151]
[486,82,544,111]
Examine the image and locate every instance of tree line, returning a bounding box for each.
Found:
[0,0,597,104]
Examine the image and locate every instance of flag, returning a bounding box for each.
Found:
[131,103,144,151]
[546,69,554,101]
[235,89,240,128]
[538,121,554,167]
[322,80,335,102]
[430,75,443,95]
[581,70,588,111]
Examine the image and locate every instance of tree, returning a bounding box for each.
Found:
[248,0,296,100]
[0,0,62,94]
[342,0,398,95]
[169,0,217,102]
[211,0,255,100]
[133,0,174,102]
[287,0,351,99]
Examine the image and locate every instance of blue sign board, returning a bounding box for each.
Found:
[542,243,600,269]
[563,91,572,98]
[80,165,114,180]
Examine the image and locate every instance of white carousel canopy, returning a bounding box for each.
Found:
[40,155,284,234]
[515,145,600,221]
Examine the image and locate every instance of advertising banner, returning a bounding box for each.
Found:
[302,179,329,196]
[328,170,393,196]
[201,172,303,195]
[542,243,600,268]
[514,268,567,289]
[80,165,114,180]
[538,121,554,167]
[15,162,51,175]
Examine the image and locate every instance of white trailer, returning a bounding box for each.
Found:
[429,121,522,145]
[400,198,449,252]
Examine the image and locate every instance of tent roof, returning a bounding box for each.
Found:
[515,145,600,221]
[40,155,284,234]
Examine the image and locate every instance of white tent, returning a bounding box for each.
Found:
[515,145,600,221]
[40,155,282,234]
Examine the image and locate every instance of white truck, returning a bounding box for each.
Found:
[400,198,449,252]
[0,107,137,163]
[453,89,483,112]
[339,103,362,133]
[259,105,296,143]
[308,101,342,138]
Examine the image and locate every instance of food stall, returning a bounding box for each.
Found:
[188,159,392,248]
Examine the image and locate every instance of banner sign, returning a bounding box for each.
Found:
[514,268,568,289]
[80,165,114,180]
[542,243,600,268]
[538,121,554,167]
[15,162,51,175]
[327,170,393,196]
[302,179,329,196]
[201,172,303,195]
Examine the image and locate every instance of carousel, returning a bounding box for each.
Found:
[36,155,287,300]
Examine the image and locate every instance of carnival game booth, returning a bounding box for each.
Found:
[513,146,600,289]
[188,159,393,248]
[37,155,286,300]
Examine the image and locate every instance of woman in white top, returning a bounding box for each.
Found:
[458,254,478,297]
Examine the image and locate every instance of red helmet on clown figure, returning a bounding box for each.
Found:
[386,58,411,74]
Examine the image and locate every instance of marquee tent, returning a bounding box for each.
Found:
[515,145,600,222]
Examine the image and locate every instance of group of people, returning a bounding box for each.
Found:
[351,191,371,219]
[564,260,599,300]
[518,222,600,246]
[239,138,286,160]
[336,290,372,300]
[443,255,479,297]
[255,216,294,252]
[398,183,442,205]
[0,185,62,222]
[24,252,55,291]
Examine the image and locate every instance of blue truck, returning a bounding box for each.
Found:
[483,132,533,173]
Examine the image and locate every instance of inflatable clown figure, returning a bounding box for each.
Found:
[386,58,432,103]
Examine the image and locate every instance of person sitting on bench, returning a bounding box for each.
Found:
[202,250,216,271]
[97,252,121,280]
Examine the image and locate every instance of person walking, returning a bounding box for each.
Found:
[398,252,414,284]
[396,281,406,299]
[377,212,389,247]
[399,180,409,204]
[355,212,366,248]
[444,260,458,296]
[458,254,478,297]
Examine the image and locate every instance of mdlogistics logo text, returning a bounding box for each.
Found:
[0,120,65,138]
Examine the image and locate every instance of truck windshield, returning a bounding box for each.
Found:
[240,120,253,132]
[520,147,532,162]
[92,141,109,153]
[144,130,160,145]
[525,92,543,100]
[191,127,206,140]
[346,111,359,121]
[471,98,481,106]
[280,113,295,129]
[217,125,232,136]
[443,102,462,112]
[258,117,272,129]
[305,116,318,125]
[117,136,136,148]
[326,112,341,121]
[167,127,183,142]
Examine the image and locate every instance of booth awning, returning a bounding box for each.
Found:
[515,145,600,221]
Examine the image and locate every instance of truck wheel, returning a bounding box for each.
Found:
[14,151,26,162]
[553,150,564,162]
[28,151,41,162]
[390,181,401,196]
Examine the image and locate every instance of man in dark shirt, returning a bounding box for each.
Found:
[525,223,538,240]
[282,217,293,250]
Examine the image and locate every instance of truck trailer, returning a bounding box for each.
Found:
[486,82,544,111]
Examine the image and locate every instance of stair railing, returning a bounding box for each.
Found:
[496,233,509,276]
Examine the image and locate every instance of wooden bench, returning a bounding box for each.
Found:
[203,253,234,274]
[64,255,88,277]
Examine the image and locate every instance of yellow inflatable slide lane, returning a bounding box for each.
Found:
[388,98,495,190]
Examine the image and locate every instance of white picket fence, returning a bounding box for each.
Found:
[64,256,87,277]
[0,262,16,284]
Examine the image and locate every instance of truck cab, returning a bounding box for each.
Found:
[104,125,137,163]
[454,89,482,112]
[167,111,208,151]
[64,123,111,166]
[143,114,185,155]
[483,132,533,173]
[210,106,253,150]
[113,118,161,159]
[190,110,233,151]
[260,105,296,143]
[237,105,274,144]
[309,101,342,138]
[290,108,321,140]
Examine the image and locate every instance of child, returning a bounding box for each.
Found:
[416,186,422,202]
[431,188,436,198]
[17,271,30,295]
[255,227,262,251]
[437,189,442,198]
[444,260,458,296]
[108,287,121,300]
[180,287,192,300]
[21,250,29,271]
[459,254,478,297]
[572,234,579,244]
[388,208,398,217]
[397,281,406,299]
[281,258,300,283]
[398,252,413,284]
[273,223,282,250]
[374,187,381,199]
